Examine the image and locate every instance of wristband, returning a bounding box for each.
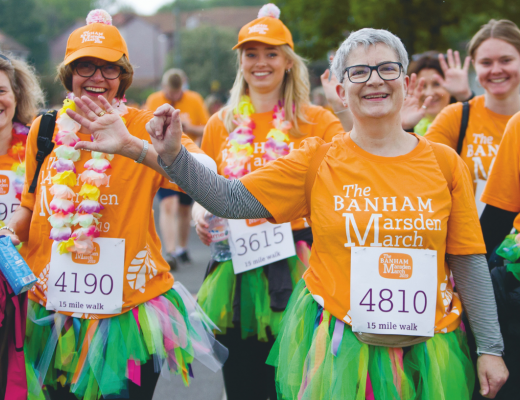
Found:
[0,226,16,236]
[135,139,149,164]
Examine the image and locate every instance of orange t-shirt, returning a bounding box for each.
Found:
[481,111,520,229]
[21,107,203,319]
[201,105,344,231]
[241,133,485,333]
[145,90,210,143]
[425,95,512,191]
[0,154,22,224]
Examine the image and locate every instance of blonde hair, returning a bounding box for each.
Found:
[219,44,310,137]
[56,55,134,100]
[0,54,44,125]
[468,19,520,59]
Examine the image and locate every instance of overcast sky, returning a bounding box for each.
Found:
[117,0,172,15]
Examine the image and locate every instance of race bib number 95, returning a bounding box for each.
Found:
[350,247,437,337]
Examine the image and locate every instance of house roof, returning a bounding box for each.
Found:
[0,30,29,53]
[143,6,259,34]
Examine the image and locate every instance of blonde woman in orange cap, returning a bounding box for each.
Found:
[1,9,227,400]
[181,4,345,399]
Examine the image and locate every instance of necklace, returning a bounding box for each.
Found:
[9,122,29,201]
[223,96,292,179]
[48,98,124,255]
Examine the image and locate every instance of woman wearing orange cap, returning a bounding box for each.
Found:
[77,27,509,399]
[186,4,344,399]
[2,9,226,400]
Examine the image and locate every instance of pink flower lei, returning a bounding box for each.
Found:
[223,96,292,179]
[48,98,124,255]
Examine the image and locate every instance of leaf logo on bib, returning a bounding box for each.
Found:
[32,263,50,300]
[127,246,158,293]
[378,253,413,279]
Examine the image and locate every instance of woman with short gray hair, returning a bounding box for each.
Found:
[68,27,507,399]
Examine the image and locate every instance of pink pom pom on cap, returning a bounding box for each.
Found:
[258,3,281,19]
[86,9,112,25]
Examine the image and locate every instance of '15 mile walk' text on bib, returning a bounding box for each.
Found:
[351,247,437,337]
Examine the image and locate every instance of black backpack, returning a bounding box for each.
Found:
[456,101,470,155]
[28,110,57,194]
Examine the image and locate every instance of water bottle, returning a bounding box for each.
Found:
[207,214,232,262]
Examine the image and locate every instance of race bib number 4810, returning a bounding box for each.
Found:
[350,247,438,337]
[46,238,125,315]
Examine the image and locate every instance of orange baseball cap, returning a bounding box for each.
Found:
[64,10,129,65]
[233,4,293,50]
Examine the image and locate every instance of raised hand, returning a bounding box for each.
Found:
[145,103,183,166]
[67,96,137,156]
[320,69,345,112]
[401,73,433,130]
[436,49,472,102]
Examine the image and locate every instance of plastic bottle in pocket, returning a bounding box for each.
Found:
[207,214,232,262]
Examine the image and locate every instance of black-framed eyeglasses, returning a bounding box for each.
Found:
[342,62,403,83]
[74,61,124,80]
[0,54,12,65]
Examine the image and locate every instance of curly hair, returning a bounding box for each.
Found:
[0,53,45,125]
[56,55,133,100]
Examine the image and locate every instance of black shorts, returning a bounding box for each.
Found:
[157,188,194,206]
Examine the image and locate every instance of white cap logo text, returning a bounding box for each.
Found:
[248,24,269,35]
[80,31,105,44]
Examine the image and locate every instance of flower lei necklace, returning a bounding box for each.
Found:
[223,95,292,179]
[48,97,126,255]
[9,122,29,201]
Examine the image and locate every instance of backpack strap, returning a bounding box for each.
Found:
[304,142,332,216]
[28,110,57,194]
[430,141,454,193]
[456,101,470,155]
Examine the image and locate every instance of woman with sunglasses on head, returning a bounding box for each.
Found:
[0,53,43,399]
[190,4,344,399]
[425,20,520,216]
[1,10,226,400]
[70,27,508,399]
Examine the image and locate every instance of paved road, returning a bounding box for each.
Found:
[152,198,226,400]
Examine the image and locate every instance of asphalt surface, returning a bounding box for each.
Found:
[152,197,226,400]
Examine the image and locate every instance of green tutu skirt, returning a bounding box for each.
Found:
[267,280,475,400]
[25,282,228,400]
[197,253,307,342]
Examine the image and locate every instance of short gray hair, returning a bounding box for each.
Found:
[331,28,409,83]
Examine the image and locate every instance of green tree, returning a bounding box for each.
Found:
[278,0,520,60]
[166,25,238,97]
[158,0,264,13]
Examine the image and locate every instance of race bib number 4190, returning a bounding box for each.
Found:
[350,247,437,337]
[46,238,125,315]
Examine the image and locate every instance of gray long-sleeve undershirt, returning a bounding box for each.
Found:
[159,146,504,355]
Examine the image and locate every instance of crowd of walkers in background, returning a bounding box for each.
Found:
[0,3,520,400]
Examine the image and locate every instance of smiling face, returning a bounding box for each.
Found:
[337,43,408,121]
[0,71,16,132]
[473,38,520,99]
[71,57,121,107]
[240,42,293,95]
[417,68,450,118]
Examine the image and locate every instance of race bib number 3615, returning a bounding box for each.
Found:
[350,247,437,337]
[46,238,125,315]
